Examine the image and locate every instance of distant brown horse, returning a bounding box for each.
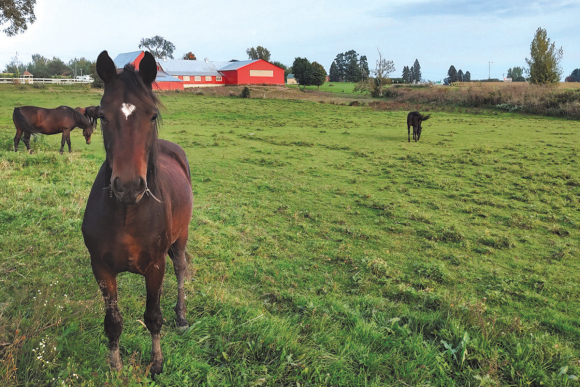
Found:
[13,105,94,154]
[82,51,193,377]
[84,105,100,127]
[407,111,431,142]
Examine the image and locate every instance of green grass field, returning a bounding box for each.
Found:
[287,82,363,95]
[1,84,580,386]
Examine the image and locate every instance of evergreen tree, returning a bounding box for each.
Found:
[569,68,580,82]
[333,50,367,82]
[402,66,411,83]
[334,53,346,82]
[464,71,471,82]
[329,61,339,82]
[525,27,563,84]
[412,59,421,83]
[457,69,464,82]
[346,56,362,82]
[447,65,458,83]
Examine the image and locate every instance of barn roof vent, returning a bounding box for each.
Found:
[204,57,209,63]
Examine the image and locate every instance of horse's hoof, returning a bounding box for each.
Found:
[177,324,189,332]
[110,360,122,372]
[28,150,33,155]
[150,361,163,377]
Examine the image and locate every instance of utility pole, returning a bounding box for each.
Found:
[488,61,493,80]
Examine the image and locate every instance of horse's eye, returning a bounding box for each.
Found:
[151,114,158,122]
[98,114,108,123]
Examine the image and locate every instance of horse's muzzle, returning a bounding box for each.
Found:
[111,176,147,205]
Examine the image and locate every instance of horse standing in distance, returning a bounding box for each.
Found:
[82,51,193,377]
[407,111,431,142]
[13,106,94,154]
[84,105,100,127]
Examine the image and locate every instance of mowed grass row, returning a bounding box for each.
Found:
[0,85,579,386]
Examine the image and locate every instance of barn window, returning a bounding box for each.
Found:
[183,76,190,81]
[205,76,212,81]
[250,70,273,77]
[216,76,222,81]
[194,76,201,81]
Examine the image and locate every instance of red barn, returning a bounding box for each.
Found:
[157,59,229,88]
[113,51,184,91]
[220,59,285,85]
[112,52,285,89]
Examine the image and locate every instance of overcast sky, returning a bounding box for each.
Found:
[1,0,578,81]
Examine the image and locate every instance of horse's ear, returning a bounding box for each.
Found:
[139,52,157,87]
[96,51,117,84]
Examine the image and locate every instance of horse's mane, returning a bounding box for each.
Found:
[69,106,92,128]
[116,64,163,194]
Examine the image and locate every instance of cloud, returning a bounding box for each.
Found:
[378,0,579,18]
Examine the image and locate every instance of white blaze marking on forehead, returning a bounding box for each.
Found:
[121,103,136,120]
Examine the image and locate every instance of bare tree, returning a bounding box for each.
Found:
[373,48,395,97]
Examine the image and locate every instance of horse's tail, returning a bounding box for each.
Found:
[13,107,41,135]
[421,113,431,122]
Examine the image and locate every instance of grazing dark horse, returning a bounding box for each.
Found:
[84,105,100,127]
[82,51,193,377]
[13,106,94,154]
[407,111,431,142]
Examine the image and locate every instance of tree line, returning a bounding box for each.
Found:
[329,50,370,83]
[3,54,94,79]
[401,60,422,83]
[445,66,471,84]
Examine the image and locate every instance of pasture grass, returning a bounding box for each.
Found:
[287,82,363,95]
[1,85,580,386]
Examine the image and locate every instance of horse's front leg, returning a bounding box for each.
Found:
[66,131,72,153]
[60,130,67,154]
[169,236,190,329]
[62,128,72,153]
[92,264,123,371]
[407,125,411,142]
[144,260,166,376]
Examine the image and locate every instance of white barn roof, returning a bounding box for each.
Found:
[219,60,259,71]
[158,59,229,77]
[113,51,142,69]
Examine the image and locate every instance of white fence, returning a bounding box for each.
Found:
[0,77,92,85]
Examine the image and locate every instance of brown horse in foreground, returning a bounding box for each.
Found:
[407,111,431,142]
[82,51,193,377]
[13,105,94,154]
